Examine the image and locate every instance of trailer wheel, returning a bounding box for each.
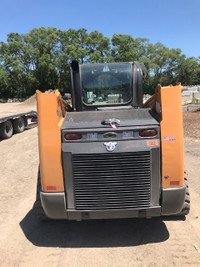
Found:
[0,120,13,139]
[13,117,25,133]
[178,174,190,216]
[34,168,48,221]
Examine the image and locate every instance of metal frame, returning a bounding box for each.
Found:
[70,61,143,111]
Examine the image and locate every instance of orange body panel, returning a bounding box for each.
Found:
[37,84,184,192]
[159,84,184,188]
[144,83,184,188]
[36,90,66,192]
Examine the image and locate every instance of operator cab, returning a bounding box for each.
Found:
[71,61,143,111]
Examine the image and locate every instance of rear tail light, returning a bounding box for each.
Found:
[65,133,82,140]
[139,129,157,137]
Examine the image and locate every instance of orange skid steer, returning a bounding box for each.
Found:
[34,61,190,220]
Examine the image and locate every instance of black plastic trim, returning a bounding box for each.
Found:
[67,206,161,220]
[40,191,161,220]
[70,61,143,111]
[161,185,186,215]
[40,192,67,219]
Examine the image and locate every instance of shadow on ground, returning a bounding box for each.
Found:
[20,208,170,248]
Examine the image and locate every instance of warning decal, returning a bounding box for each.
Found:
[146,140,159,147]
[164,136,176,141]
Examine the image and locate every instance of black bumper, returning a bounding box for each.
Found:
[40,185,186,220]
[161,185,186,215]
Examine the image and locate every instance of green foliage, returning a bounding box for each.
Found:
[191,96,198,104]
[0,27,200,98]
[111,34,138,62]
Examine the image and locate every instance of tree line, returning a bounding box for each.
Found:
[0,27,200,98]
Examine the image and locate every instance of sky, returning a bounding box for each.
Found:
[0,0,200,58]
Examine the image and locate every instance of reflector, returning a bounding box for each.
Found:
[170,181,180,186]
[46,186,57,190]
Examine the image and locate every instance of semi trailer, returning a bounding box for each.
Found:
[0,111,37,139]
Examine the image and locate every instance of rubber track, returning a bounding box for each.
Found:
[178,173,190,215]
[34,168,48,221]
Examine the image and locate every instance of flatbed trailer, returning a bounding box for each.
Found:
[0,111,37,139]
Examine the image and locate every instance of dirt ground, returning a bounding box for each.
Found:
[0,95,36,118]
[0,102,200,267]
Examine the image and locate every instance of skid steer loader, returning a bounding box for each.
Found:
[35,61,190,220]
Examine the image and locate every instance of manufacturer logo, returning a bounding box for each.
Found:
[104,142,117,152]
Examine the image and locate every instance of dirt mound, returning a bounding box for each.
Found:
[192,107,200,112]
[20,94,36,106]
[183,111,200,139]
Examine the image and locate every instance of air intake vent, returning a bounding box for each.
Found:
[72,151,151,210]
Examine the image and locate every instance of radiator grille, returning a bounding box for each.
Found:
[72,151,151,210]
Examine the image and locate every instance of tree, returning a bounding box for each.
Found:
[0,32,38,97]
[0,27,200,98]
[176,56,200,85]
[111,34,138,62]
[0,70,10,98]
[86,30,110,63]
[23,27,59,92]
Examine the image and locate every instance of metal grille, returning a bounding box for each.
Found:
[72,151,151,210]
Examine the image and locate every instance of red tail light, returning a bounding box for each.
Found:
[139,129,157,137]
[65,133,82,140]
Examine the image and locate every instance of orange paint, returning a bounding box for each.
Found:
[144,83,184,188]
[159,84,184,188]
[36,90,66,192]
